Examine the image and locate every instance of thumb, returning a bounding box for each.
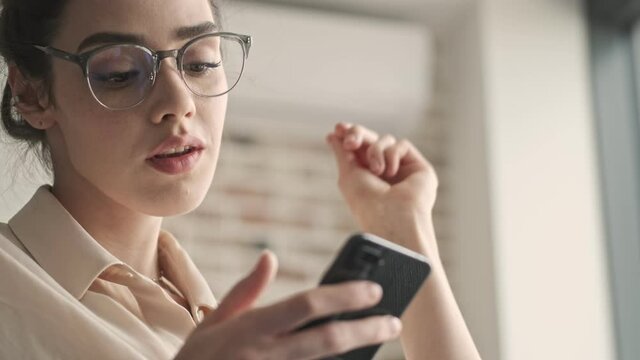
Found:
[327,133,358,175]
[203,250,278,326]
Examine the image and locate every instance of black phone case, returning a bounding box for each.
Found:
[300,233,431,360]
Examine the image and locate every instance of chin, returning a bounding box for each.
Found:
[137,178,212,217]
[142,192,206,217]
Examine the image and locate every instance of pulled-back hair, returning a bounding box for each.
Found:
[0,0,67,170]
[0,0,222,172]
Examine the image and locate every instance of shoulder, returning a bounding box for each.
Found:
[0,221,78,310]
[0,224,142,360]
[0,222,48,283]
[0,222,30,256]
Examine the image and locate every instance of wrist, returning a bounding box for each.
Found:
[361,210,442,263]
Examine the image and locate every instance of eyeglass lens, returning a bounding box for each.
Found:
[86,34,246,110]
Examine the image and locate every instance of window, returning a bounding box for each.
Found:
[589,1,640,359]
[632,20,640,119]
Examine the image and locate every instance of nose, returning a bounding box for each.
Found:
[147,57,196,125]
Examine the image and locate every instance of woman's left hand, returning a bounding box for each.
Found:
[327,123,440,259]
[327,123,483,360]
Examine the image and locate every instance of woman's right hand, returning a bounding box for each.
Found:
[174,251,402,360]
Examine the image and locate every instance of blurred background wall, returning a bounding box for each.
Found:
[0,0,621,359]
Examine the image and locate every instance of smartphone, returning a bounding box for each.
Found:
[298,232,431,360]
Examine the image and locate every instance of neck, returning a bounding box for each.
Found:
[51,180,163,280]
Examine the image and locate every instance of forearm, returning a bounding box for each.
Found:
[365,217,481,360]
[327,123,479,359]
[401,260,481,360]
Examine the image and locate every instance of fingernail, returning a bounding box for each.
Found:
[368,283,383,300]
[389,317,402,334]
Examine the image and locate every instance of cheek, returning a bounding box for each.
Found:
[50,84,228,216]
[201,95,227,143]
[51,67,138,170]
[195,97,227,186]
[62,118,138,180]
[51,62,96,107]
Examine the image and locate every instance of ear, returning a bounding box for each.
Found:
[7,64,56,130]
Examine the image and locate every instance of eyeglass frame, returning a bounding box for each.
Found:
[29,32,253,110]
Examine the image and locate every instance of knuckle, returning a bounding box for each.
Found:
[367,146,380,158]
[351,124,364,134]
[296,292,322,317]
[322,323,348,351]
[397,138,410,149]
[383,145,397,157]
[382,134,396,143]
[370,142,385,155]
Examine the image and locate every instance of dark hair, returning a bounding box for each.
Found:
[0,0,222,172]
[0,0,67,171]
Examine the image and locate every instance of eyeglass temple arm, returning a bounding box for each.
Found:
[33,45,82,64]
[239,35,252,57]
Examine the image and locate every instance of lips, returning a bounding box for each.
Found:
[147,135,205,175]
[153,145,198,159]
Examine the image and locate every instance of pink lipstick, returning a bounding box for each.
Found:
[147,135,205,175]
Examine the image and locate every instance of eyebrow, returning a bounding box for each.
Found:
[77,21,218,52]
[175,21,218,40]
[77,33,144,51]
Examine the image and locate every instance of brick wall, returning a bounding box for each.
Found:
[164,119,357,303]
[162,111,446,359]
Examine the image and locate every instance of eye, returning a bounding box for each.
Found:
[184,61,222,75]
[91,70,141,88]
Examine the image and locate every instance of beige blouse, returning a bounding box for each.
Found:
[0,186,218,359]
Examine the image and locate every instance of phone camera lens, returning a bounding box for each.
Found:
[356,246,384,266]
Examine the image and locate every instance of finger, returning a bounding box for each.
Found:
[342,124,379,151]
[366,135,396,176]
[383,139,411,178]
[272,315,402,360]
[327,133,358,175]
[394,141,435,178]
[249,280,383,335]
[334,122,353,138]
[203,250,278,327]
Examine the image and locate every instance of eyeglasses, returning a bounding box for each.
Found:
[32,32,252,110]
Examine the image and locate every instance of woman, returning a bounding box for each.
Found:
[0,0,481,359]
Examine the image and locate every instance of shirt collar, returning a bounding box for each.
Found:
[8,185,122,299]
[158,230,218,315]
[8,185,218,313]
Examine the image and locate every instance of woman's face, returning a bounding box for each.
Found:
[46,0,226,216]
